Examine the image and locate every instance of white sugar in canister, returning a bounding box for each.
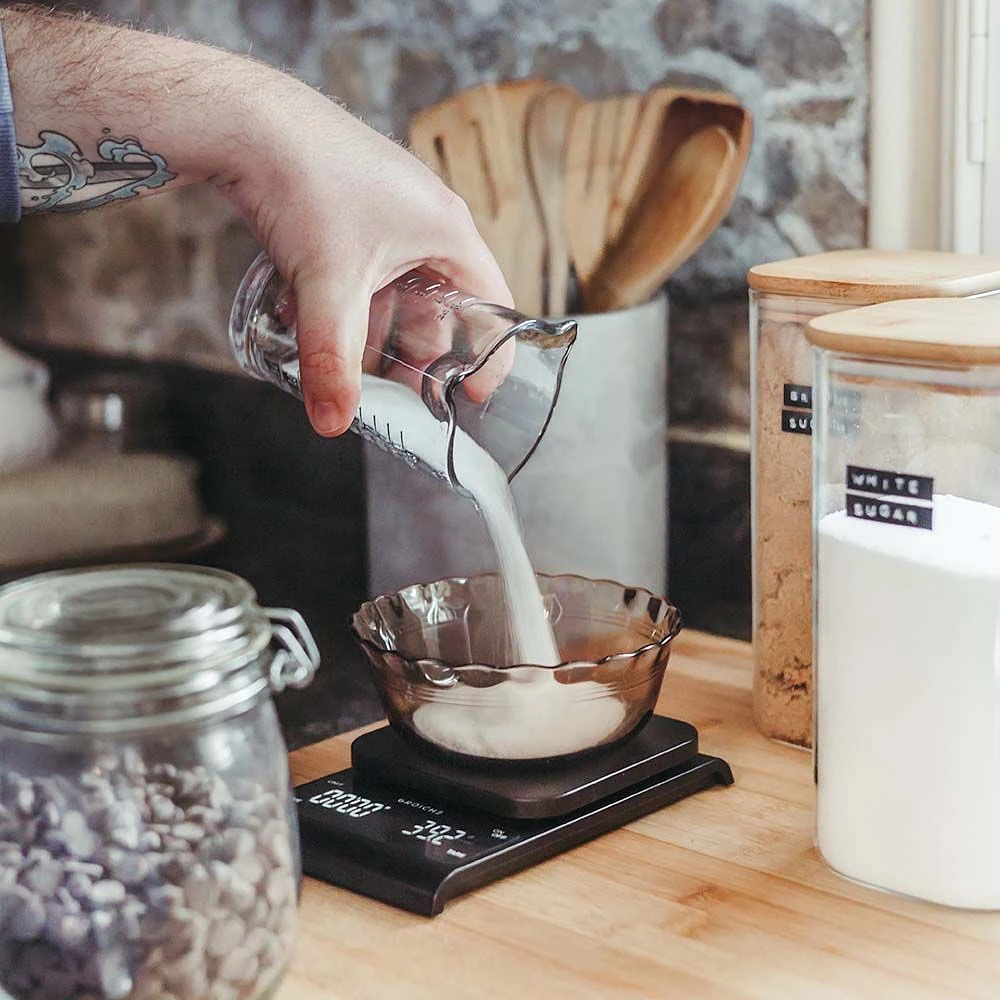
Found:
[816,494,1000,908]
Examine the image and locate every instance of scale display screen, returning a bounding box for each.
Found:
[296,772,531,870]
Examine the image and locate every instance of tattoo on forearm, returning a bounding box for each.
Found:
[17,131,175,213]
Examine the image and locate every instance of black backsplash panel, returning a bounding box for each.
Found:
[668,441,751,642]
[40,350,384,750]
[164,366,386,748]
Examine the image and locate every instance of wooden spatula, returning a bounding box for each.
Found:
[607,92,642,213]
[409,84,523,301]
[606,87,680,246]
[584,124,737,312]
[563,93,643,300]
[493,77,557,315]
[525,84,584,315]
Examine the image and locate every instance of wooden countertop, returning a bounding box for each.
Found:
[279,631,1000,999]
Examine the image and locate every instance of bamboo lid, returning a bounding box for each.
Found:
[805,296,1000,364]
[748,249,1000,302]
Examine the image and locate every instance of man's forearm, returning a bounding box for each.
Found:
[0,4,514,436]
[0,5,281,213]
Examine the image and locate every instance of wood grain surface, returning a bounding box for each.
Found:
[805,294,1000,364]
[747,249,1000,302]
[278,631,1000,1000]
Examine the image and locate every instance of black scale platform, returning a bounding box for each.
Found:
[295,716,733,916]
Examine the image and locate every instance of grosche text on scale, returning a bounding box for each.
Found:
[229,255,733,915]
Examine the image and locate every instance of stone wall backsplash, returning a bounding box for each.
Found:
[2,0,868,435]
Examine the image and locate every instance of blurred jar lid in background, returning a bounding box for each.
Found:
[0,338,51,393]
[55,371,173,455]
[0,339,59,476]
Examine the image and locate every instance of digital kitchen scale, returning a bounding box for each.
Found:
[295,715,733,916]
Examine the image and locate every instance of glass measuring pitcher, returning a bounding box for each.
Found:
[229,253,577,490]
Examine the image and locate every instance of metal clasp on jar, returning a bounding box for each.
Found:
[264,608,320,692]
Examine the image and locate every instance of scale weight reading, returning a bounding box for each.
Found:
[296,716,732,916]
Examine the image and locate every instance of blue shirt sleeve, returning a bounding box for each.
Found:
[0,22,21,223]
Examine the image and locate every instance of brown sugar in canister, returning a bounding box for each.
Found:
[748,250,1000,747]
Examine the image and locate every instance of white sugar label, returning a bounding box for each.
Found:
[845,465,934,530]
[846,493,933,530]
[847,465,933,501]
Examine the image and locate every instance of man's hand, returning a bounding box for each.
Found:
[218,78,512,435]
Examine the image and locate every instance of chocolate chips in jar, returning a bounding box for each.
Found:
[0,753,298,1000]
[0,564,320,1000]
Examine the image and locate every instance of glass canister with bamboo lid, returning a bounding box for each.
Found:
[747,250,1000,747]
[807,296,1000,907]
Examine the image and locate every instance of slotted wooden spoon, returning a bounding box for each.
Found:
[584,124,737,312]
[409,84,523,301]
[525,84,584,315]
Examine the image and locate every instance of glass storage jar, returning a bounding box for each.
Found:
[747,250,1000,747]
[808,296,1000,909]
[0,563,320,1000]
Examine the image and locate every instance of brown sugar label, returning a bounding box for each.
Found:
[781,409,812,434]
[781,383,812,435]
[846,465,934,530]
[783,383,812,409]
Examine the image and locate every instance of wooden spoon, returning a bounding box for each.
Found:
[525,84,584,315]
[584,124,737,312]
[682,99,753,258]
[607,88,752,248]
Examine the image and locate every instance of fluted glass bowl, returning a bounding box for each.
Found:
[350,573,682,764]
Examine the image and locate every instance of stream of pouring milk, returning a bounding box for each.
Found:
[361,375,624,758]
